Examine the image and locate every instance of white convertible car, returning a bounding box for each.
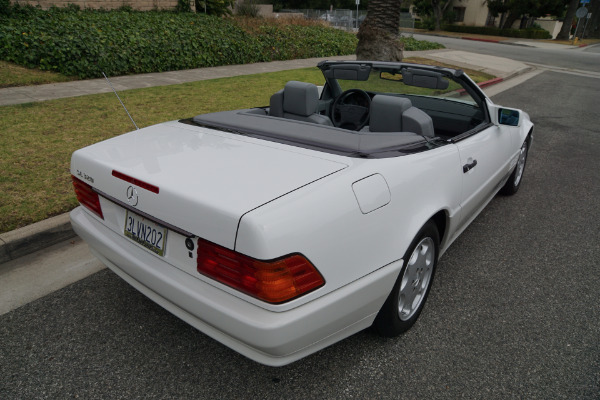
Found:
[70,60,533,366]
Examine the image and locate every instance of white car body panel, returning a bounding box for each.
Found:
[235,144,464,299]
[71,206,402,366]
[70,62,533,366]
[72,122,348,249]
[455,124,513,229]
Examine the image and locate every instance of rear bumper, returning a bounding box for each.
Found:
[70,206,401,366]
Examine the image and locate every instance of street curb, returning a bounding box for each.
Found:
[414,32,542,48]
[459,37,534,48]
[461,36,501,44]
[503,65,535,81]
[0,212,75,265]
[458,36,533,47]
[478,77,504,88]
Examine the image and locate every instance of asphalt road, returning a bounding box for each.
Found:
[414,33,600,73]
[1,70,599,399]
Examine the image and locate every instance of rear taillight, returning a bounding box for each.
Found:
[197,239,325,304]
[72,176,104,219]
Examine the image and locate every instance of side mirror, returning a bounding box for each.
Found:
[499,108,520,126]
[488,102,521,127]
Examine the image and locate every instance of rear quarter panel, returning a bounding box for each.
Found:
[236,144,464,310]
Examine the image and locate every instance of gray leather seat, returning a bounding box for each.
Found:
[369,95,435,137]
[269,81,333,126]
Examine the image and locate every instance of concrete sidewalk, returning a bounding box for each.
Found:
[0,49,530,106]
[0,50,533,266]
[0,55,353,106]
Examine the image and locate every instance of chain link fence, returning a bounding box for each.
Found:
[279,9,368,31]
[399,12,415,30]
[278,9,415,32]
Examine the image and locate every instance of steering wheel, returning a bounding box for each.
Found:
[331,89,371,131]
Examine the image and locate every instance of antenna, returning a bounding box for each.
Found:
[102,72,139,130]
[76,31,139,130]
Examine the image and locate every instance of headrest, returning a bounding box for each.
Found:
[282,81,319,117]
[369,95,412,132]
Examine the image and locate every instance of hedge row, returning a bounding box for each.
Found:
[443,24,552,39]
[0,6,358,78]
[398,36,444,51]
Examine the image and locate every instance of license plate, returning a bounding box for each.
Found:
[124,210,167,256]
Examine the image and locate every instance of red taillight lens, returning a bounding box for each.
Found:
[72,176,104,219]
[197,239,325,304]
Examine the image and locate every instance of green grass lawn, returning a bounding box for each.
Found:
[0,61,75,88]
[0,68,326,233]
[0,61,494,233]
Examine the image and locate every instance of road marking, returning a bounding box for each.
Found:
[524,62,600,79]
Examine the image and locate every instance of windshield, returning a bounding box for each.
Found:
[335,67,479,107]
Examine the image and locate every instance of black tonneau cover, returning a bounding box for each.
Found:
[189,109,429,158]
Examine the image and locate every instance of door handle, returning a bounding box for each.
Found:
[463,159,478,173]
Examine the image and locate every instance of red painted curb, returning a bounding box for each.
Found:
[578,43,588,48]
[461,36,502,44]
[477,77,504,88]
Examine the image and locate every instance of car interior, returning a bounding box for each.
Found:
[188,62,491,158]
[316,62,488,140]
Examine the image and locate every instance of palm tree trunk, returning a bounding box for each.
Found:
[356,0,404,61]
[361,0,403,35]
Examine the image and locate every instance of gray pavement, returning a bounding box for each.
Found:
[413,33,600,73]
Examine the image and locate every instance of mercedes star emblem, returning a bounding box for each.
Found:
[126,185,139,206]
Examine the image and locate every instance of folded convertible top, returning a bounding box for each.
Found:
[188,109,430,158]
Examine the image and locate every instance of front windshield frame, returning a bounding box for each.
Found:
[318,61,489,120]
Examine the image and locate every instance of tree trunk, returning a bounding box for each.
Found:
[431,0,452,32]
[432,0,443,31]
[356,0,404,61]
[499,12,507,29]
[502,11,520,29]
[556,0,580,40]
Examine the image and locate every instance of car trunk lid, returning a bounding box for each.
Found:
[71,121,348,249]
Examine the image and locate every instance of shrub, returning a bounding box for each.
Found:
[0,0,12,16]
[0,8,357,79]
[175,0,192,12]
[195,0,235,16]
[399,36,444,51]
[414,18,434,31]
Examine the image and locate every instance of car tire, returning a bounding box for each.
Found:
[500,139,529,196]
[373,221,439,337]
